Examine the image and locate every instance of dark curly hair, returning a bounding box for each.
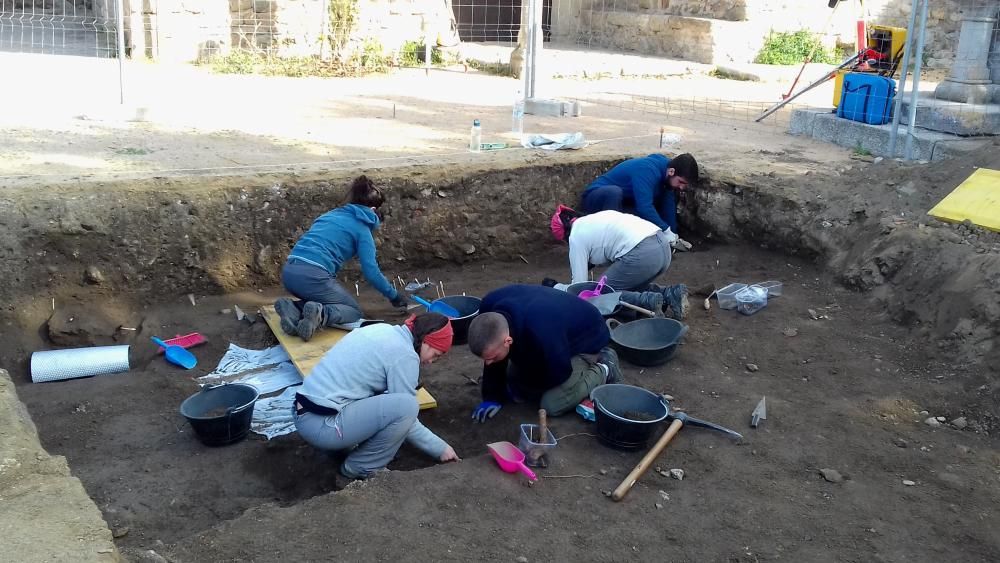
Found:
[344,175,385,209]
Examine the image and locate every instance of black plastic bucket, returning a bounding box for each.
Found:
[179,383,259,447]
[591,384,669,450]
[432,295,481,345]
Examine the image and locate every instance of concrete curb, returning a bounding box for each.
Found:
[0,370,121,562]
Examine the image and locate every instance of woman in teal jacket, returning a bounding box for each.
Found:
[275,176,408,341]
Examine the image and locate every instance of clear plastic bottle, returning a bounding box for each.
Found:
[469,119,482,153]
[511,91,525,136]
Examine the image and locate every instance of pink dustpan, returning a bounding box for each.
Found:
[487,441,537,481]
[578,275,607,300]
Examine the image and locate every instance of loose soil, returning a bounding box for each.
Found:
[11,243,1000,562]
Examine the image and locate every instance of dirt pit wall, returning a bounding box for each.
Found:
[2,149,998,373]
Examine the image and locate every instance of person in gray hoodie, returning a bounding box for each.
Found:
[275,176,409,341]
[294,312,460,479]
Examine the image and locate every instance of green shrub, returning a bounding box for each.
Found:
[397,40,446,66]
[755,31,839,65]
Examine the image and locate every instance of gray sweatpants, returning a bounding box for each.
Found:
[293,393,419,479]
[603,232,672,292]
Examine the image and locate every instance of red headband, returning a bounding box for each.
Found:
[405,315,454,354]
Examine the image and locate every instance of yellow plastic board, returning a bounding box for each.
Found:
[260,305,437,409]
[927,168,1000,232]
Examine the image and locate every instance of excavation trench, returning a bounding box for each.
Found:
[3,153,999,560]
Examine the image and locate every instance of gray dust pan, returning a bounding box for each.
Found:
[31,345,131,383]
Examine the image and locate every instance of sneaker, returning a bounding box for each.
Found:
[663,284,689,321]
[274,297,301,335]
[297,301,324,342]
[598,347,624,384]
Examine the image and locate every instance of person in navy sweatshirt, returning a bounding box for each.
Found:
[274,176,408,341]
[580,153,699,251]
[466,285,623,422]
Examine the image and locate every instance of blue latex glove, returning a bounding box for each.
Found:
[471,401,502,423]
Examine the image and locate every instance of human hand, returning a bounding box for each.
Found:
[661,227,679,244]
[389,293,410,308]
[439,445,461,462]
[471,401,502,423]
[672,237,692,252]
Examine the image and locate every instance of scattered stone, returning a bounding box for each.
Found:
[599,469,607,475]
[924,417,941,428]
[819,468,844,483]
[745,363,759,373]
[461,243,476,255]
[782,328,799,337]
[669,468,684,481]
[135,551,168,563]
[112,526,130,539]
[657,469,670,478]
[187,293,197,306]
[658,490,670,501]
[220,308,232,315]
[935,416,946,422]
[516,557,529,563]
[892,437,908,448]
[655,502,663,510]
[661,394,674,401]
[234,305,246,321]
[437,190,449,198]
[84,265,104,285]
[919,410,929,416]
[873,156,884,164]
[902,479,916,486]
[601,489,612,497]
[950,417,968,430]
[956,445,971,455]
[808,308,819,320]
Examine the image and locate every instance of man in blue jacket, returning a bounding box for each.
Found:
[274,176,408,341]
[466,285,623,422]
[580,153,699,251]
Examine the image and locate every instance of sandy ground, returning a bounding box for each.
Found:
[0,44,949,188]
[10,243,1000,562]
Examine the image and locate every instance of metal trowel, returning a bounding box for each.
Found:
[751,397,767,428]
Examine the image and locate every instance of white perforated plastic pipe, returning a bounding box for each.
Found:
[31,345,130,383]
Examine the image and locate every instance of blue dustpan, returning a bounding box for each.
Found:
[152,336,197,369]
[411,295,461,318]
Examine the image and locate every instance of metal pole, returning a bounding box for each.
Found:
[422,15,431,76]
[529,0,542,98]
[886,0,919,158]
[903,0,929,161]
[115,0,126,104]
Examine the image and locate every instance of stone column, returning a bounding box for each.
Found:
[934,3,999,104]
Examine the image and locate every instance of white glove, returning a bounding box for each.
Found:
[673,237,692,252]
[661,227,679,244]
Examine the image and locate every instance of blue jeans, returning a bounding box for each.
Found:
[293,393,419,478]
[281,259,363,325]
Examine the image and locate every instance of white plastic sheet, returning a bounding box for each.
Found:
[520,132,588,151]
[250,385,300,440]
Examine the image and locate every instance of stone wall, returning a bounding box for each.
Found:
[565,0,967,67]
[121,0,454,63]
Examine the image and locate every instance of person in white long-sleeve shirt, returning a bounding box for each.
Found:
[551,206,689,320]
[293,313,460,479]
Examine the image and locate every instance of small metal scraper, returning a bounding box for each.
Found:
[751,396,767,428]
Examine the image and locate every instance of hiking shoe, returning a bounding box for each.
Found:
[598,346,624,384]
[274,297,301,335]
[297,301,324,342]
[663,284,689,321]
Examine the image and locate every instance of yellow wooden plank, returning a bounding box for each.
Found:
[260,305,436,409]
[928,168,1000,232]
